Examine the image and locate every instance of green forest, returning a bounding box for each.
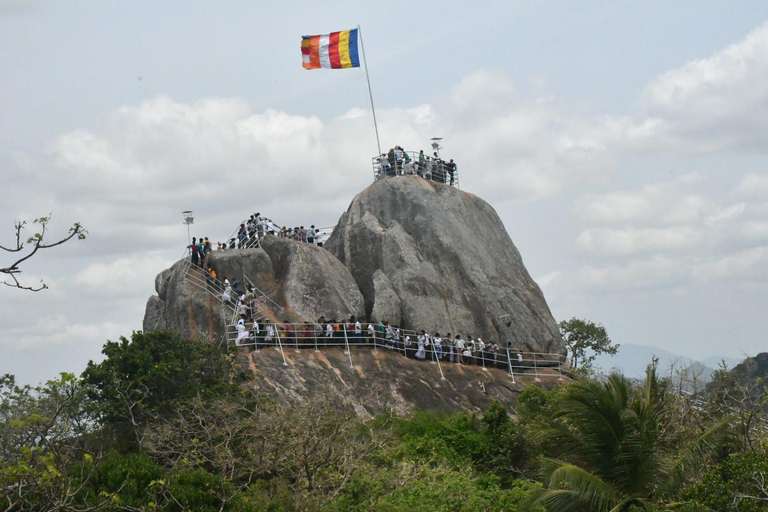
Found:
[1,331,766,511]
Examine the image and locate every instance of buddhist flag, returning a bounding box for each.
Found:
[301,28,360,70]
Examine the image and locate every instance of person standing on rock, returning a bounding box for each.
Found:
[403,333,413,357]
[367,323,375,344]
[415,334,426,360]
[236,317,250,346]
[445,333,453,362]
[475,338,486,366]
[433,333,443,361]
[455,335,464,364]
[265,323,274,345]
[446,159,457,185]
[307,225,316,244]
[187,237,199,266]
[354,317,362,343]
[387,148,396,176]
[222,280,233,305]
[385,323,395,347]
[252,319,261,350]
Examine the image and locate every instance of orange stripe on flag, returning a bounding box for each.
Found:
[306,35,321,69]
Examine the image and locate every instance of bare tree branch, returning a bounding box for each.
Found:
[1,215,86,292]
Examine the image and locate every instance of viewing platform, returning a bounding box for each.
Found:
[372,150,459,188]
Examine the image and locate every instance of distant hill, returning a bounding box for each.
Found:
[594,343,743,382]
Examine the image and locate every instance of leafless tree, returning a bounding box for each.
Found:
[144,383,392,507]
[1,215,86,291]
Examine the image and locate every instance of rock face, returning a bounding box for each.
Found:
[234,346,561,416]
[143,237,365,336]
[143,259,230,343]
[256,236,364,322]
[325,176,562,353]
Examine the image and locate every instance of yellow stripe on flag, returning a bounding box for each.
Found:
[338,30,352,68]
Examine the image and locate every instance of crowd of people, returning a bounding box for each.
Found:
[375,146,458,185]
[232,315,533,371]
[186,213,328,268]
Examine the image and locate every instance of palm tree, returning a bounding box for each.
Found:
[522,365,723,511]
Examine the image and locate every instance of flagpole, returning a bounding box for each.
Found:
[357,25,382,158]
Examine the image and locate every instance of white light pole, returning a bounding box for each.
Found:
[182,211,194,246]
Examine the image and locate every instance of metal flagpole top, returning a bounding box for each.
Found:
[357,25,382,159]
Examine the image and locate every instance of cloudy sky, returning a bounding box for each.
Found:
[2,1,768,384]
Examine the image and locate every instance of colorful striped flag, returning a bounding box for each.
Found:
[301,28,360,70]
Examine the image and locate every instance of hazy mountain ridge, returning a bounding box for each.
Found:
[594,343,744,381]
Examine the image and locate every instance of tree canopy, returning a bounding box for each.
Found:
[558,317,618,371]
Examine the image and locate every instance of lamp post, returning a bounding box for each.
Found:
[182,211,194,246]
[430,137,443,159]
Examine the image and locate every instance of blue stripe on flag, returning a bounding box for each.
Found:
[348,28,360,67]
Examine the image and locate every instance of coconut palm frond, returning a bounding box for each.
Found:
[539,458,624,512]
[660,416,732,495]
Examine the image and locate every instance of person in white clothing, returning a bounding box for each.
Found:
[367,323,375,342]
[475,338,486,365]
[265,324,274,344]
[455,335,465,364]
[433,333,443,361]
[403,334,413,357]
[235,318,250,346]
[415,335,426,360]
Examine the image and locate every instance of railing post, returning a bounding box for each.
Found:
[274,325,288,367]
[481,347,487,372]
[557,356,563,381]
[533,353,540,382]
[343,326,354,369]
[372,328,378,354]
[506,348,516,384]
[314,323,319,352]
[434,342,446,381]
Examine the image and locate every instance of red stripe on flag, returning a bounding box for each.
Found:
[328,31,341,69]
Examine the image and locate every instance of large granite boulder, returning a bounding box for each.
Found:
[144,237,365,336]
[325,175,562,353]
[142,259,230,343]
[256,236,364,322]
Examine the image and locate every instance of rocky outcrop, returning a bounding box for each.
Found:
[255,236,364,322]
[325,176,562,353]
[143,259,229,342]
[143,237,365,336]
[370,270,402,326]
[234,346,562,416]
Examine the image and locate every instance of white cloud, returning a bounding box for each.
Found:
[691,246,768,282]
[642,22,768,151]
[576,173,706,226]
[576,226,702,257]
[576,256,688,291]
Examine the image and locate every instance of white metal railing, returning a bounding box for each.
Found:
[221,217,333,251]
[180,249,237,314]
[226,321,569,380]
[372,150,459,188]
